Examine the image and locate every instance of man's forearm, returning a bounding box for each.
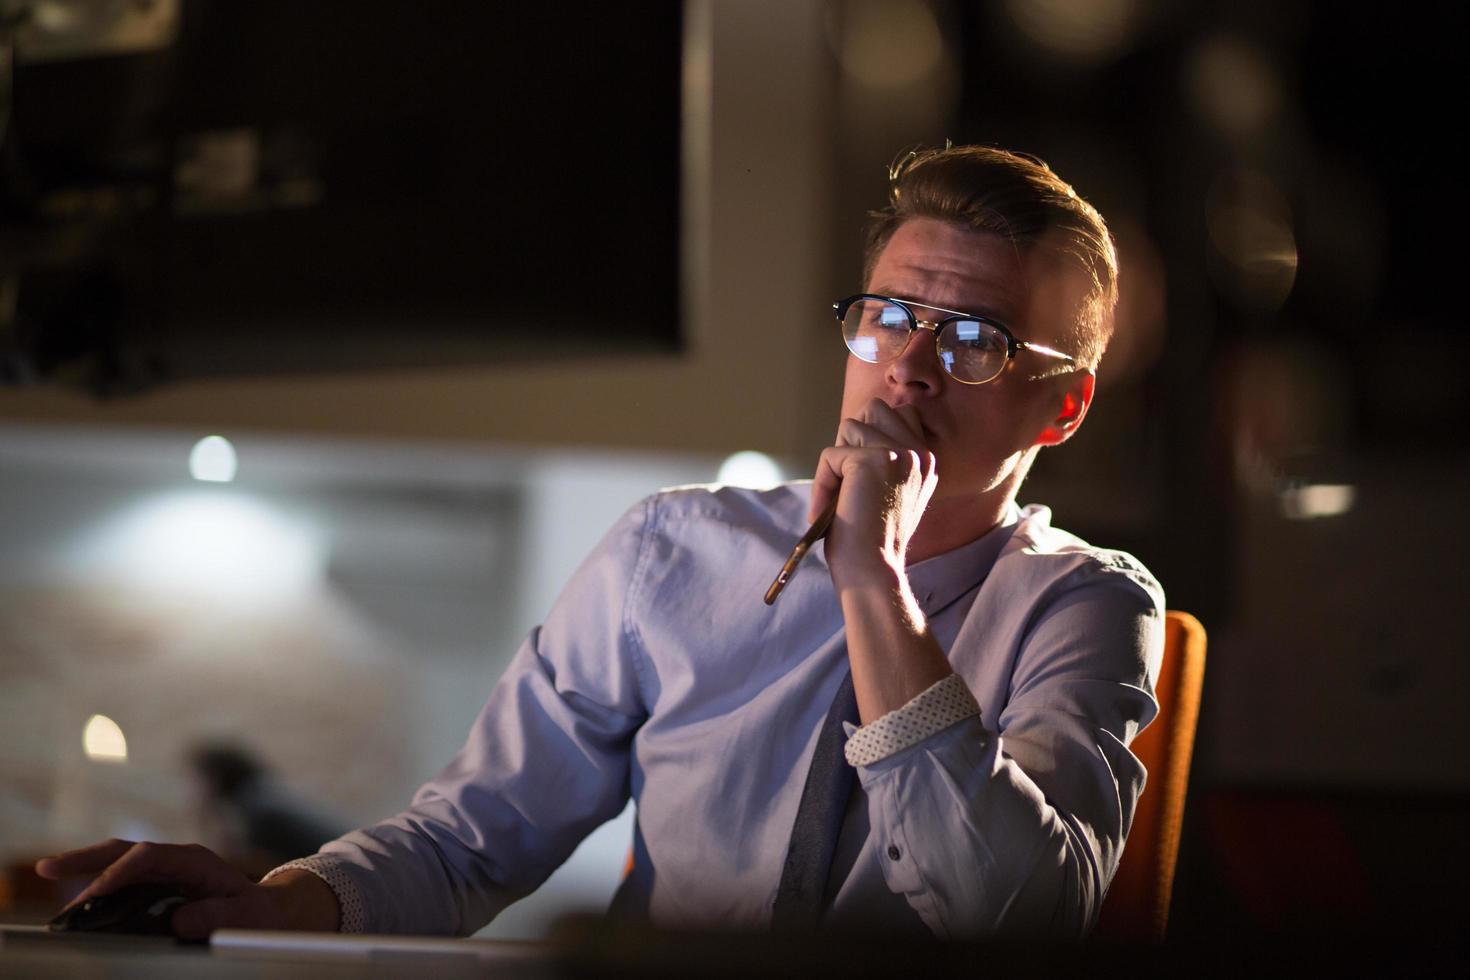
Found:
[838,562,954,724]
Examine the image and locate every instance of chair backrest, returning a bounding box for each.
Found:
[1094,610,1207,944]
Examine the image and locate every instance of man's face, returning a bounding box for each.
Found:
[840,217,1091,505]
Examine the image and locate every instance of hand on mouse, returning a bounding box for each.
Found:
[36,838,340,940]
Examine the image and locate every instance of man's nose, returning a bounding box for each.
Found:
[887,322,945,391]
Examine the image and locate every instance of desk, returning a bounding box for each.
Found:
[0,926,553,979]
[7,916,1434,977]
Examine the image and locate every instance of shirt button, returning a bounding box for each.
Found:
[887,844,902,861]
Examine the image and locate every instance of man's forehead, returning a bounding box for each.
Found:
[870,219,1092,330]
[866,223,1028,319]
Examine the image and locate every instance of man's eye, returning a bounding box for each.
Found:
[953,321,1002,350]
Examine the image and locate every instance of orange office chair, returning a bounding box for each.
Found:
[1094,610,1207,944]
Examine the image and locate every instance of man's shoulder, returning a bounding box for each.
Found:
[641,481,814,538]
[611,482,828,610]
[1002,503,1165,610]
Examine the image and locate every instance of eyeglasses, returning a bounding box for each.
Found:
[834,294,1076,385]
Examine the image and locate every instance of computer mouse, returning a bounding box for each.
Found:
[48,882,190,936]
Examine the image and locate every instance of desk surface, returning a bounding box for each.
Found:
[6,916,1435,977]
[0,926,553,979]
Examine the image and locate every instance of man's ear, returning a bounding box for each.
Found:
[1034,371,1095,447]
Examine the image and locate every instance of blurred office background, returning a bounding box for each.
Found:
[1,0,1465,941]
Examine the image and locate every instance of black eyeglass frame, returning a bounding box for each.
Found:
[833,293,1078,385]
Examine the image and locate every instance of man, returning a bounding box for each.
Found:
[38,145,1163,941]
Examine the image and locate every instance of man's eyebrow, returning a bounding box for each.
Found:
[871,288,1010,323]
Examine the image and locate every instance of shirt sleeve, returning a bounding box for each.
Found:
[853,562,1163,941]
[290,497,657,935]
[844,674,981,768]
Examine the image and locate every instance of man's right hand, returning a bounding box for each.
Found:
[810,397,937,589]
[35,839,340,940]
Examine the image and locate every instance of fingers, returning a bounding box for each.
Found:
[815,399,931,524]
[861,399,926,446]
[59,841,252,913]
[836,418,901,452]
[810,446,868,524]
[837,399,926,451]
[35,838,135,880]
[811,446,901,523]
[811,445,924,519]
[833,418,934,477]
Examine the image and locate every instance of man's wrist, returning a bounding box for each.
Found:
[831,552,907,598]
[836,560,926,637]
[258,868,341,932]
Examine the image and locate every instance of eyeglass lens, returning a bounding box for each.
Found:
[841,298,1008,384]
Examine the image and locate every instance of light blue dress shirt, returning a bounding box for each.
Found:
[311,483,1164,939]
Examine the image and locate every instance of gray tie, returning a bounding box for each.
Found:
[771,671,860,933]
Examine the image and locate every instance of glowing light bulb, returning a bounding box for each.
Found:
[189,436,238,483]
[83,714,128,763]
[718,451,784,490]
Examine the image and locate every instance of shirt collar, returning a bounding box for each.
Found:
[904,502,1021,615]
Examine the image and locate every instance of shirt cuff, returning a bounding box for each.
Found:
[844,673,981,768]
[261,855,366,933]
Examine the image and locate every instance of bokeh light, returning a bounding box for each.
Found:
[834,0,944,88]
[1186,34,1282,141]
[82,714,128,763]
[189,435,238,483]
[1279,483,1356,520]
[1006,0,1145,64]
[1206,169,1298,311]
[717,451,785,490]
[64,489,324,606]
